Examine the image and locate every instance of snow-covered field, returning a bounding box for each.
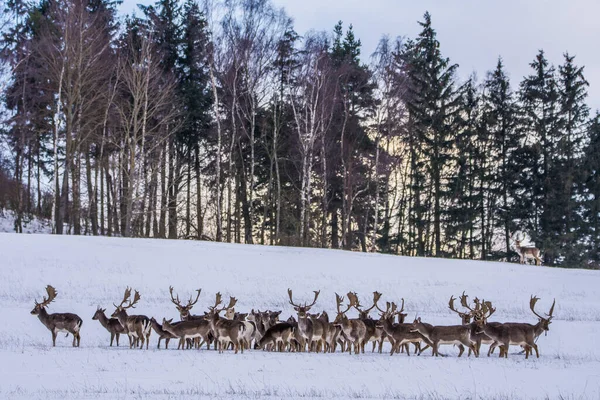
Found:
[1,233,599,400]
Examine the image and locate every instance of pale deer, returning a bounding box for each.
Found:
[224,298,257,350]
[111,288,152,349]
[513,232,543,265]
[479,296,555,358]
[410,317,477,357]
[207,293,246,354]
[150,317,179,349]
[31,285,82,347]
[332,293,367,355]
[92,306,125,347]
[287,289,326,352]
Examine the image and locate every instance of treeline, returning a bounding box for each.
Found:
[1,0,599,268]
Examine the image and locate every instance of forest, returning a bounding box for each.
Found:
[1,0,599,268]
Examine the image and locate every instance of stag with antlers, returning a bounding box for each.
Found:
[480,296,555,358]
[207,293,246,354]
[512,232,543,265]
[111,288,152,349]
[348,291,386,353]
[448,293,494,357]
[287,289,325,352]
[376,300,432,356]
[31,285,82,347]
[332,293,367,355]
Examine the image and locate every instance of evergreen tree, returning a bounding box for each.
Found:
[582,114,600,267]
[403,12,461,256]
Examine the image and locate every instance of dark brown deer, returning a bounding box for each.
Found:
[448,293,493,357]
[161,317,211,350]
[150,317,179,349]
[256,322,296,351]
[111,288,151,349]
[92,306,124,347]
[31,285,82,347]
[376,301,431,356]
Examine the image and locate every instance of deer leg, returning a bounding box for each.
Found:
[51,330,57,347]
[110,332,114,347]
[115,333,120,346]
[457,344,465,357]
[503,343,510,358]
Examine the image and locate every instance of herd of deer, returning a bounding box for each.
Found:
[30,285,556,358]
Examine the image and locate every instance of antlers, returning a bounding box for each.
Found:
[169,286,201,310]
[349,291,382,315]
[35,285,58,308]
[530,295,555,321]
[113,287,140,310]
[288,289,320,309]
[335,293,353,315]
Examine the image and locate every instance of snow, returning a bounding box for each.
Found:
[0,232,599,399]
[0,210,52,234]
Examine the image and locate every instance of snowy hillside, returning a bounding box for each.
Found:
[0,233,599,400]
[0,210,52,234]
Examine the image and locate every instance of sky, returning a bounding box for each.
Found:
[120,0,600,112]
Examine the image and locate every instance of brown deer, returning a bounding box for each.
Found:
[31,285,82,347]
[92,306,125,347]
[376,301,431,356]
[207,293,246,354]
[479,296,555,358]
[448,293,494,357]
[348,291,385,353]
[333,293,367,355]
[410,317,478,357]
[513,232,543,265]
[287,289,325,352]
[150,317,179,349]
[161,317,211,349]
[111,288,152,349]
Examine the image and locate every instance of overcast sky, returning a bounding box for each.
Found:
[121,0,600,111]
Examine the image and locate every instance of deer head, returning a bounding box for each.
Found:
[333,292,354,324]
[92,306,106,320]
[31,285,58,315]
[111,287,141,317]
[169,286,201,320]
[530,295,555,333]
[287,289,320,317]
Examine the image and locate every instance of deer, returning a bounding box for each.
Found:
[410,316,478,357]
[150,317,179,349]
[111,288,152,349]
[256,322,296,352]
[224,298,257,350]
[448,293,494,357]
[92,306,125,347]
[513,232,543,265]
[376,301,432,356]
[287,289,326,352]
[161,317,210,350]
[207,293,246,354]
[479,296,555,358]
[333,293,367,355]
[347,291,386,353]
[30,285,82,347]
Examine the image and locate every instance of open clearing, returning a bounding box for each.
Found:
[1,233,599,399]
